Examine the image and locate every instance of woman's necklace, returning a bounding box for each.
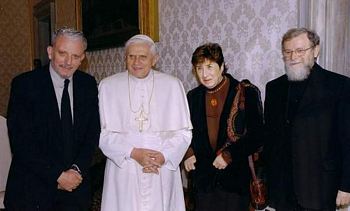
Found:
[128,70,155,132]
[206,76,226,94]
[206,76,226,107]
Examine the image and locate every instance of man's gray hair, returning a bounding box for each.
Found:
[125,34,157,55]
[282,27,320,49]
[51,27,88,50]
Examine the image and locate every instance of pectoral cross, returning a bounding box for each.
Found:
[135,109,148,132]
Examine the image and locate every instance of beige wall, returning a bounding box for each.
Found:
[55,0,79,29]
[85,0,298,101]
[0,0,33,116]
[0,0,80,116]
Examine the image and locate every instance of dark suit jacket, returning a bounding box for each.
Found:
[263,63,350,209]
[4,65,100,210]
[187,74,263,194]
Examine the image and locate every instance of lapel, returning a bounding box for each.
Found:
[40,66,61,131]
[72,71,85,138]
[296,64,327,113]
[196,75,240,153]
[216,75,239,149]
[37,66,64,157]
[266,75,290,123]
[277,76,290,120]
[196,86,213,153]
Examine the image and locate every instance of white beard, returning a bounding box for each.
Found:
[285,64,311,81]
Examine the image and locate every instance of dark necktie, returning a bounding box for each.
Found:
[61,79,73,166]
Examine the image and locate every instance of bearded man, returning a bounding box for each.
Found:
[263,28,350,211]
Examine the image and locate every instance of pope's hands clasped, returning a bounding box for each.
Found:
[131,148,165,174]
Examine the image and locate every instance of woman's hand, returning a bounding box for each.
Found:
[213,154,228,170]
[184,155,196,171]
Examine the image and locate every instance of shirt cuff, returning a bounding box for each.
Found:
[71,164,82,174]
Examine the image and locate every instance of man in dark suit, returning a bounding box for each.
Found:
[4,27,100,211]
[263,27,350,210]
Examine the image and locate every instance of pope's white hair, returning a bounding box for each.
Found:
[125,34,157,55]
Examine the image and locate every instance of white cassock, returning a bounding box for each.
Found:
[98,70,193,211]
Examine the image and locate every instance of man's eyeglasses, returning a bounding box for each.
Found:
[282,46,314,58]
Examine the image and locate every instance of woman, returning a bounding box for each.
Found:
[184,43,263,210]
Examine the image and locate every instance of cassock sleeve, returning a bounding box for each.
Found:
[160,129,192,171]
[99,130,134,168]
[98,82,134,168]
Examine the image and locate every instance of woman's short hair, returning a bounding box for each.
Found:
[191,43,228,73]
